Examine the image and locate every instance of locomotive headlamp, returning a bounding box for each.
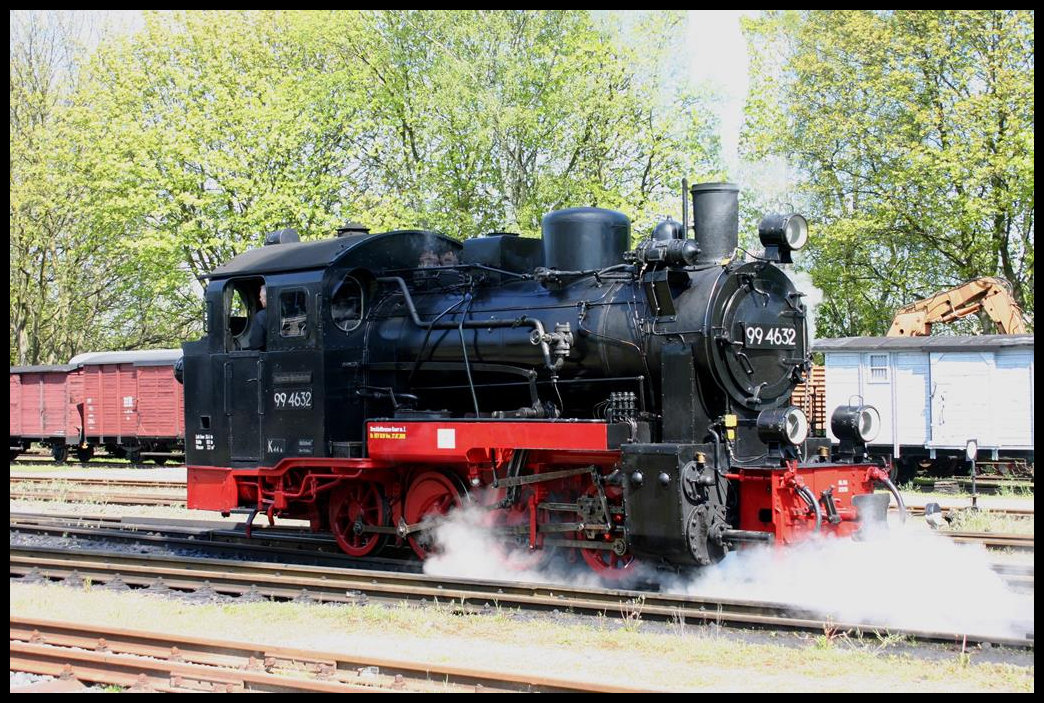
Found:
[831,404,881,444]
[758,213,808,263]
[756,406,809,446]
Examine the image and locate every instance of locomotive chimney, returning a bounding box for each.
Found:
[690,182,739,264]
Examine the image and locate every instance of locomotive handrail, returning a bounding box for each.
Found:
[385,261,532,280]
[362,361,541,408]
[377,276,561,373]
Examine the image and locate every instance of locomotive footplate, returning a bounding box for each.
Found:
[365,419,648,464]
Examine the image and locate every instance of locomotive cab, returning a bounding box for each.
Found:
[184,229,465,472]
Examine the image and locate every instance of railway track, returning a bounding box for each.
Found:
[10,476,187,506]
[10,542,1033,650]
[11,476,185,490]
[944,531,1034,552]
[14,507,1035,589]
[11,510,1034,587]
[11,456,184,469]
[910,477,1034,496]
[13,477,1036,529]
[9,512,410,572]
[9,490,186,506]
[11,616,650,693]
[895,505,1034,519]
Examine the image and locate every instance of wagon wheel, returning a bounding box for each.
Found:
[75,446,94,463]
[328,482,390,557]
[576,484,637,581]
[10,450,20,463]
[153,457,168,466]
[51,444,68,464]
[403,471,466,559]
[126,448,142,465]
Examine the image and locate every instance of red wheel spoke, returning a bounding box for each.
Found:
[404,471,465,559]
[329,482,387,557]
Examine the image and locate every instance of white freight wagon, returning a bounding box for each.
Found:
[814,335,1033,479]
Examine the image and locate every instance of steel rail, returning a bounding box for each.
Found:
[10,544,1033,650]
[894,505,1034,518]
[11,476,185,489]
[944,531,1033,551]
[11,616,654,693]
[11,458,184,469]
[12,512,1032,589]
[9,490,186,506]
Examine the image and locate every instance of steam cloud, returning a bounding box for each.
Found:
[665,529,1032,640]
[424,502,1032,640]
[422,493,650,589]
[785,268,824,345]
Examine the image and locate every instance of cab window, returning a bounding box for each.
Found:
[279,291,309,338]
[222,278,264,352]
[331,276,364,332]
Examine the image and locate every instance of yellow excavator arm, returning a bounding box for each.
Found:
[887,277,1028,336]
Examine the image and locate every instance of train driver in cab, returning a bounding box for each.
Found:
[418,249,441,268]
[246,284,267,350]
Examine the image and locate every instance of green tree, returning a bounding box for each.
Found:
[11,10,721,363]
[85,10,369,280]
[10,11,167,364]
[325,10,718,237]
[743,10,1034,336]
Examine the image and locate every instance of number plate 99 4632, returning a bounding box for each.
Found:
[743,324,797,349]
[273,389,313,409]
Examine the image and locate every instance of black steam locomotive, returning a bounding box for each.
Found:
[182,182,897,577]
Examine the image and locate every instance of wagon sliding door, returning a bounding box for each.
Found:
[929,351,994,450]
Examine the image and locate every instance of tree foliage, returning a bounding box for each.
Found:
[10,12,176,365]
[10,10,720,364]
[743,10,1034,336]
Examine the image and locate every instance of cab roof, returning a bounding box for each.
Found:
[206,230,462,279]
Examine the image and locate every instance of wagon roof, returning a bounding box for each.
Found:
[10,364,77,374]
[813,334,1034,353]
[67,349,183,367]
[206,230,461,278]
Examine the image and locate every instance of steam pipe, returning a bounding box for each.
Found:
[796,484,823,533]
[377,276,558,372]
[722,529,774,544]
[457,293,481,416]
[878,476,907,525]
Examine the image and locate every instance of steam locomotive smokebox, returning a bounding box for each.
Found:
[541,207,630,271]
[690,182,739,264]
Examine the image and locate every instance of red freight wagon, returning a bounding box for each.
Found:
[10,349,184,464]
[68,350,185,464]
[9,364,77,462]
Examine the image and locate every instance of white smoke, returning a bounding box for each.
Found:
[422,496,1031,641]
[421,493,652,589]
[425,499,1031,639]
[785,268,824,346]
[663,530,1033,640]
[421,500,556,583]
